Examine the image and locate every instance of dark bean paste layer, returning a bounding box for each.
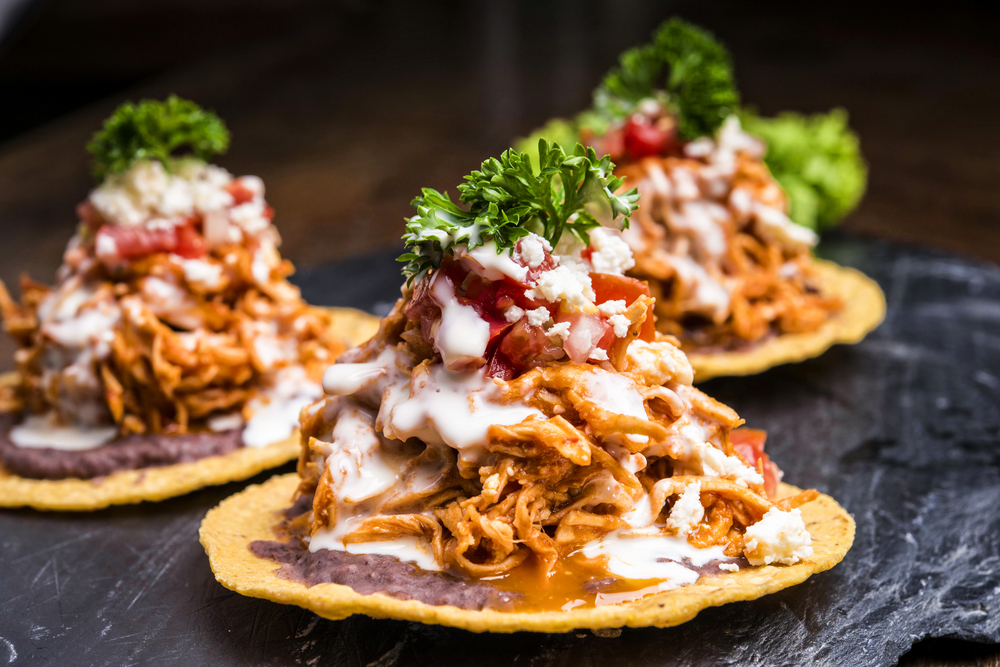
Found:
[0,412,242,480]
[250,497,518,611]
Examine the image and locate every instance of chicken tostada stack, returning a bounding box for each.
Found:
[0,97,379,510]
[201,143,853,632]
[518,19,884,380]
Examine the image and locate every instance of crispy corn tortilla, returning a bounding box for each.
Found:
[689,260,885,382]
[0,307,381,511]
[201,473,855,633]
[322,306,381,349]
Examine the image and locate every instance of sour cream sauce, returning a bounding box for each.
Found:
[307,396,447,571]
[323,348,543,468]
[577,526,729,587]
[9,415,117,451]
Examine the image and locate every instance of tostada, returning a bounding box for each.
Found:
[517,19,884,380]
[0,97,379,510]
[201,143,853,632]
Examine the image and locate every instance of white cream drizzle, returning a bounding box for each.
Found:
[242,366,323,448]
[432,274,491,370]
[459,240,529,283]
[623,115,819,321]
[308,396,447,570]
[580,368,649,449]
[9,414,117,451]
[577,526,728,583]
[386,364,542,467]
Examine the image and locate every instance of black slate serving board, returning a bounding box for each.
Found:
[1,235,998,666]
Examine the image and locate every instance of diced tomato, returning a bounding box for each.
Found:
[225,181,255,206]
[590,273,655,341]
[263,204,275,220]
[486,351,517,380]
[438,259,469,289]
[462,275,496,305]
[175,223,207,258]
[498,319,565,370]
[496,281,550,312]
[460,297,512,355]
[731,428,783,499]
[95,222,207,262]
[95,225,175,261]
[623,116,672,159]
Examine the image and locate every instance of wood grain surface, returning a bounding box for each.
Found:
[0,1,997,664]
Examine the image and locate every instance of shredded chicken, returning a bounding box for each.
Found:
[297,286,816,578]
[618,150,841,351]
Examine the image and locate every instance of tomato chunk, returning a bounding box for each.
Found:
[590,273,655,341]
[95,222,207,261]
[174,223,208,258]
[486,351,517,380]
[731,428,783,499]
[623,117,671,159]
[226,181,255,206]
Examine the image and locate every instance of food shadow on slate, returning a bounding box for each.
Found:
[0,233,997,666]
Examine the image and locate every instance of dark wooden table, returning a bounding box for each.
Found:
[0,1,997,664]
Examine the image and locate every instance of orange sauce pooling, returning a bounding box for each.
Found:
[481,553,678,613]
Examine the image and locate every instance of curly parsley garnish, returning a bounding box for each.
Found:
[515,18,739,166]
[595,18,739,140]
[87,96,230,180]
[398,142,639,283]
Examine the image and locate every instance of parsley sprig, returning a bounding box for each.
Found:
[87,96,230,180]
[594,18,739,140]
[398,142,639,283]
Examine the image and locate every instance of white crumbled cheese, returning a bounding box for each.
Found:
[609,314,631,338]
[546,321,571,341]
[588,348,609,361]
[716,115,764,158]
[88,159,236,229]
[504,305,525,323]
[744,507,814,566]
[517,233,551,269]
[160,180,195,216]
[180,258,224,289]
[718,563,740,573]
[693,438,764,487]
[637,98,661,117]
[239,175,265,197]
[526,265,595,311]
[588,228,635,276]
[552,232,586,262]
[625,339,694,387]
[229,200,271,236]
[684,137,715,158]
[729,188,753,217]
[597,300,627,316]
[666,482,704,536]
[526,307,550,327]
[95,234,118,260]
